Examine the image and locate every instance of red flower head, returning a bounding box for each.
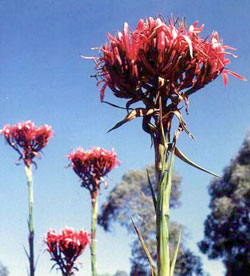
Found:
[45,227,90,276]
[1,120,53,166]
[68,147,120,195]
[88,16,246,137]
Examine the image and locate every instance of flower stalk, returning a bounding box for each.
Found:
[25,164,35,276]
[90,185,99,276]
[68,147,119,276]
[154,98,176,276]
[156,142,170,275]
[160,144,176,276]
[1,120,53,276]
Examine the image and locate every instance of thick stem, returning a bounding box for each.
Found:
[25,165,35,276]
[155,120,178,276]
[91,188,99,276]
[155,132,171,276]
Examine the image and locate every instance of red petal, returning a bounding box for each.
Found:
[107,32,118,43]
[100,82,108,102]
[123,22,131,56]
[224,70,247,81]
[222,71,228,86]
[136,19,144,31]
[157,31,165,52]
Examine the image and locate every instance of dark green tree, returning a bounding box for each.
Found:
[113,271,128,276]
[0,262,9,276]
[98,271,128,276]
[199,133,250,276]
[98,165,204,276]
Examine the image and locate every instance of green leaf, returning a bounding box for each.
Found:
[170,228,182,276]
[146,169,157,212]
[131,218,156,276]
[175,146,221,178]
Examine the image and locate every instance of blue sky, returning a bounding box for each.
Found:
[0,0,249,275]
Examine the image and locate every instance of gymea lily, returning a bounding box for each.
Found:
[1,120,53,276]
[84,16,246,276]
[68,147,119,276]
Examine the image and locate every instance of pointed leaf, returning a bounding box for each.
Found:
[23,245,30,261]
[175,146,221,178]
[49,262,58,273]
[146,169,156,212]
[126,97,140,110]
[108,108,156,132]
[131,218,156,276]
[170,228,182,276]
[103,100,131,110]
[34,251,41,271]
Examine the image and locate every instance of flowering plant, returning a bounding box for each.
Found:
[89,17,246,136]
[86,16,246,276]
[45,227,90,276]
[1,120,52,166]
[68,147,119,276]
[1,120,53,276]
[68,147,119,197]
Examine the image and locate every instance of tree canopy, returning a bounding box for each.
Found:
[98,271,128,276]
[98,165,204,276]
[199,133,250,276]
[0,262,8,276]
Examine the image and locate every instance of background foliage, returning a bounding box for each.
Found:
[199,133,250,276]
[0,262,8,276]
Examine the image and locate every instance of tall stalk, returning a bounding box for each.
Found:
[155,132,176,276]
[154,93,177,276]
[68,148,119,276]
[90,187,99,276]
[25,165,35,276]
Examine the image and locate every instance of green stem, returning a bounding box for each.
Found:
[155,135,170,276]
[91,189,99,276]
[155,129,176,276]
[25,165,35,276]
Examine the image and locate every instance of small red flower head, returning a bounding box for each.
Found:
[45,227,90,275]
[1,120,53,166]
[68,147,120,194]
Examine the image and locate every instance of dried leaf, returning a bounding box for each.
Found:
[108,108,156,132]
[162,110,195,140]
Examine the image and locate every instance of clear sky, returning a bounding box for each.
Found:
[0,0,249,275]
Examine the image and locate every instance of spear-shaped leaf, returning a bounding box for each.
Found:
[146,169,157,212]
[131,218,156,276]
[103,100,132,110]
[175,146,221,178]
[23,245,30,261]
[170,228,182,276]
[108,108,157,132]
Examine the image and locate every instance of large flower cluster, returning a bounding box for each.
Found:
[68,147,119,192]
[89,16,246,138]
[1,120,53,166]
[94,16,245,105]
[45,227,90,275]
